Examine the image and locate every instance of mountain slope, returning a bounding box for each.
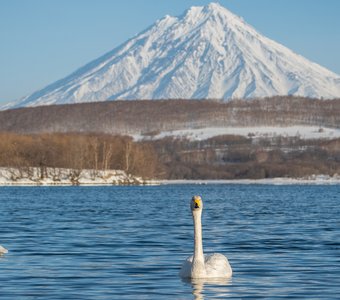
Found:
[3,2,340,109]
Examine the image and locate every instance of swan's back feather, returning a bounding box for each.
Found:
[180,253,232,278]
[204,253,232,278]
[179,255,194,278]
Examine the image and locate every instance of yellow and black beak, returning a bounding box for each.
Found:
[192,196,202,209]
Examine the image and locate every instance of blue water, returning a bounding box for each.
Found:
[0,185,339,299]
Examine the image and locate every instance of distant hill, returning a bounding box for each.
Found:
[3,2,339,110]
[1,97,340,180]
[0,97,339,137]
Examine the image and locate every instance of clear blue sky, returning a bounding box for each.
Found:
[1,0,339,103]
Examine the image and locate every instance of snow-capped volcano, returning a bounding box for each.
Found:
[3,2,340,109]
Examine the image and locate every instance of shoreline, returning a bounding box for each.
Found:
[0,167,146,187]
[1,177,340,187]
[1,167,339,186]
[157,177,340,186]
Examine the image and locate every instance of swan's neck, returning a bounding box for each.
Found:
[193,211,204,259]
[192,210,206,277]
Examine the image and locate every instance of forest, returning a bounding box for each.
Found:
[0,96,339,136]
[0,96,339,180]
[0,132,339,180]
[0,133,158,179]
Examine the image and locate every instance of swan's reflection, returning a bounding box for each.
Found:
[182,277,232,299]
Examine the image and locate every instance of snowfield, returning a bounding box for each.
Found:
[135,126,340,141]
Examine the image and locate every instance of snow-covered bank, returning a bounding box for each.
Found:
[158,174,340,185]
[0,167,146,186]
[1,167,339,186]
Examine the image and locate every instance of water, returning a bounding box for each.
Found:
[0,185,339,299]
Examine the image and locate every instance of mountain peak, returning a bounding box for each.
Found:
[2,2,339,110]
[182,2,239,26]
[204,2,233,15]
[185,2,224,12]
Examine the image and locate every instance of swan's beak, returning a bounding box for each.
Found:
[192,196,202,210]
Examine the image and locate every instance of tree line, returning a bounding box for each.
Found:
[0,97,339,136]
[0,131,339,180]
[150,134,340,179]
[0,133,158,179]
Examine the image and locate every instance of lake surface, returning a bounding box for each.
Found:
[0,185,339,299]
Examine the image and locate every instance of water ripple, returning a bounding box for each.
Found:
[0,185,339,299]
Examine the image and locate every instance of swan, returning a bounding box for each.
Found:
[0,245,8,255]
[180,196,232,279]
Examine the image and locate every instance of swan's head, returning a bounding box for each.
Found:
[191,195,203,212]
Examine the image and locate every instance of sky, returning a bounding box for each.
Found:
[1,0,339,104]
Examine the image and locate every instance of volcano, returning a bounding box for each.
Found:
[3,2,340,110]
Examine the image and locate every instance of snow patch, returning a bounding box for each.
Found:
[134,126,340,141]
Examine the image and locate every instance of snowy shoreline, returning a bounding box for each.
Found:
[0,167,147,186]
[0,167,339,186]
[158,175,340,186]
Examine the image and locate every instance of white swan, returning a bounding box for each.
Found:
[0,245,8,255]
[180,196,232,279]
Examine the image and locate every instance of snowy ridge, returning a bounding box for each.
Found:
[3,2,340,110]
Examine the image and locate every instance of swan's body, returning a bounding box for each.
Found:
[180,196,232,279]
[180,253,232,278]
[0,245,8,255]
